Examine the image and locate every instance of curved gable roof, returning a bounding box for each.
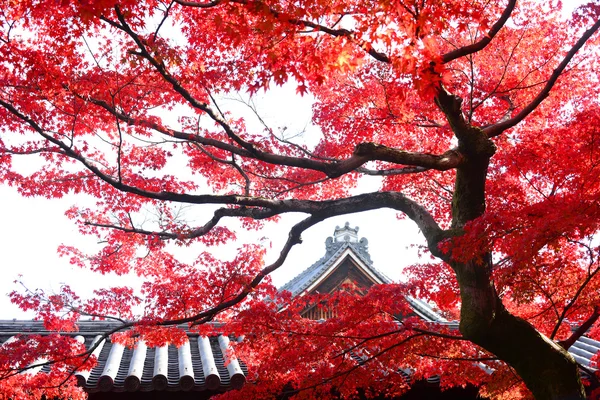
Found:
[279,224,391,296]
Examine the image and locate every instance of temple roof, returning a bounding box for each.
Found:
[277,224,600,372]
[0,225,597,397]
[278,224,448,322]
[0,320,246,394]
[0,319,597,395]
[279,222,391,296]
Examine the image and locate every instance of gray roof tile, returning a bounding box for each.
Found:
[1,226,598,394]
[0,320,247,393]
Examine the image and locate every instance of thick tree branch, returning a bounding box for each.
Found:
[559,306,600,351]
[0,99,446,249]
[357,166,429,175]
[84,206,280,240]
[80,95,466,176]
[484,17,600,137]
[354,143,464,171]
[83,191,446,256]
[441,0,516,64]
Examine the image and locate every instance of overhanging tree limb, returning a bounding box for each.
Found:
[0,97,448,259]
[78,94,467,175]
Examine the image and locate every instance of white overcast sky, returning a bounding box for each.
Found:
[0,83,425,319]
[0,0,586,319]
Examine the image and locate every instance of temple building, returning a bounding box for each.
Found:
[279,222,445,322]
[0,224,598,399]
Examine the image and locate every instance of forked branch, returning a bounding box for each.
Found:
[484,17,600,137]
[441,0,516,64]
[559,306,600,350]
[83,95,465,176]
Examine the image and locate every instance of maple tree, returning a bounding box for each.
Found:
[1,0,600,398]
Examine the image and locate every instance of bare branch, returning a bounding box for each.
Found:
[173,0,390,62]
[153,1,175,41]
[229,94,332,162]
[485,17,600,137]
[559,306,600,350]
[441,0,516,64]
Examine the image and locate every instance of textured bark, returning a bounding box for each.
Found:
[452,255,586,400]
[435,88,587,400]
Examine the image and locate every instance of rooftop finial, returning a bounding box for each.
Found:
[333,222,359,243]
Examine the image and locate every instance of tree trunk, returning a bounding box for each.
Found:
[436,89,587,399]
[451,161,586,399]
[452,256,586,400]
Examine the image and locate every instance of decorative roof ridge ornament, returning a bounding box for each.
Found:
[280,224,382,296]
[325,222,371,263]
[333,221,359,243]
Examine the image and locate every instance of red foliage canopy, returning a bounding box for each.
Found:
[1,0,600,399]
